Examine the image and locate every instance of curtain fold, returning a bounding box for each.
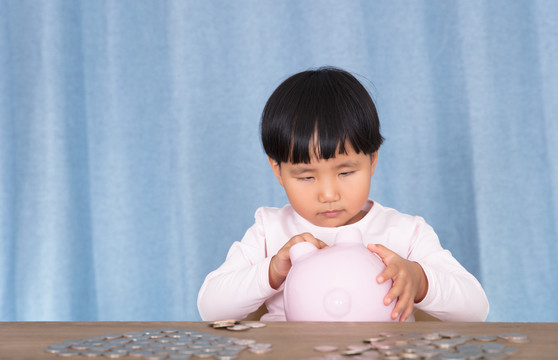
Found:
[1,0,557,321]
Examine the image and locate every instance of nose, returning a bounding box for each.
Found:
[318,178,340,203]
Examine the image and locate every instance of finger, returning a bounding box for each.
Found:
[316,239,328,249]
[391,293,412,321]
[299,233,328,249]
[377,264,399,284]
[399,302,415,322]
[383,276,404,305]
[367,244,396,266]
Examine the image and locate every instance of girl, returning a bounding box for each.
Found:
[198,67,489,322]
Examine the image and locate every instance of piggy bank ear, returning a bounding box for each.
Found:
[289,242,319,263]
[335,227,363,245]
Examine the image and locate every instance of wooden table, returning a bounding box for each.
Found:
[1,321,556,359]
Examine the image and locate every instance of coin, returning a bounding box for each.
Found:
[80,349,104,357]
[245,322,267,328]
[423,332,442,341]
[363,336,385,343]
[475,335,497,342]
[226,324,250,331]
[341,348,364,356]
[482,343,506,352]
[233,338,256,346]
[248,347,273,354]
[128,350,154,357]
[314,345,339,352]
[483,353,509,359]
[101,334,122,340]
[211,320,238,328]
[440,331,461,339]
[54,349,81,357]
[213,354,238,360]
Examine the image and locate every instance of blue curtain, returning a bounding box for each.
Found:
[1,0,557,322]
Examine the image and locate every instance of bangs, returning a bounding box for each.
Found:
[261,67,383,164]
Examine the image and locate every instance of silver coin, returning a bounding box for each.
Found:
[80,349,105,357]
[475,336,497,342]
[167,355,192,360]
[245,322,267,328]
[363,336,385,343]
[423,332,442,341]
[379,332,400,337]
[226,324,250,331]
[102,352,125,358]
[160,328,181,333]
[347,344,372,352]
[483,353,509,359]
[248,347,273,354]
[341,348,365,356]
[498,333,528,340]
[175,349,197,355]
[143,354,168,360]
[506,337,531,344]
[128,350,153,357]
[191,350,214,358]
[433,339,459,349]
[401,352,421,359]
[441,354,469,360]
[213,354,238,360]
[314,345,339,352]
[54,349,80,357]
[122,332,145,338]
[45,347,63,354]
[101,334,122,340]
[200,346,221,353]
[482,343,506,352]
[439,332,461,339]
[233,338,256,346]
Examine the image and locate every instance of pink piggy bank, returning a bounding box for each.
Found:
[283,228,395,321]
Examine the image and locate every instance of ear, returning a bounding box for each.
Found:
[268,157,285,187]
[370,151,379,177]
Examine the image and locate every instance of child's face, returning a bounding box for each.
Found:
[269,145,378,227]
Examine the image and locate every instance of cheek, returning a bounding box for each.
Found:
[346,176,371,199]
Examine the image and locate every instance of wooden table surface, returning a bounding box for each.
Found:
[0,321,556,359]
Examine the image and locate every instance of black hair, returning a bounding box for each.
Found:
[260,66,384,164]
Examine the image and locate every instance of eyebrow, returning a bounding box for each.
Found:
[288,160,362,176]
[335,161,360,169]
[288,166,314,176]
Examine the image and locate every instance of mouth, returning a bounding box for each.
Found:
[320,210,343,218]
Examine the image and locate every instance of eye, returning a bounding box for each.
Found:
[298,177,314,181]
[339,171,355,177]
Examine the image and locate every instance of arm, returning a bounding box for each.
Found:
[197,222,278,321]
[413,250,489,321]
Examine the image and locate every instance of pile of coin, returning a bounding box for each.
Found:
[209,320,267,332]
[309,331,528,360]
[44,328,270,359]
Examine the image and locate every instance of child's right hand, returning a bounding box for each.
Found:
[269,233,327,289]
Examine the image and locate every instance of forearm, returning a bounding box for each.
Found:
[415,264,489,321]
[197,257,278,321]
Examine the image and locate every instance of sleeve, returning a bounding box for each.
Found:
[408,218,490,321]
[197,210,281,321]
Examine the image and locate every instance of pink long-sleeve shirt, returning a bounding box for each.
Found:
[198,200,489,321]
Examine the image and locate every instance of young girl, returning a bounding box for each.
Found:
[197,67,489,322]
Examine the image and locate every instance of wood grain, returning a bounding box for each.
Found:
[0,321,555,359]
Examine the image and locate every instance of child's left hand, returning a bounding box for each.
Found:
[367,244,428,322]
